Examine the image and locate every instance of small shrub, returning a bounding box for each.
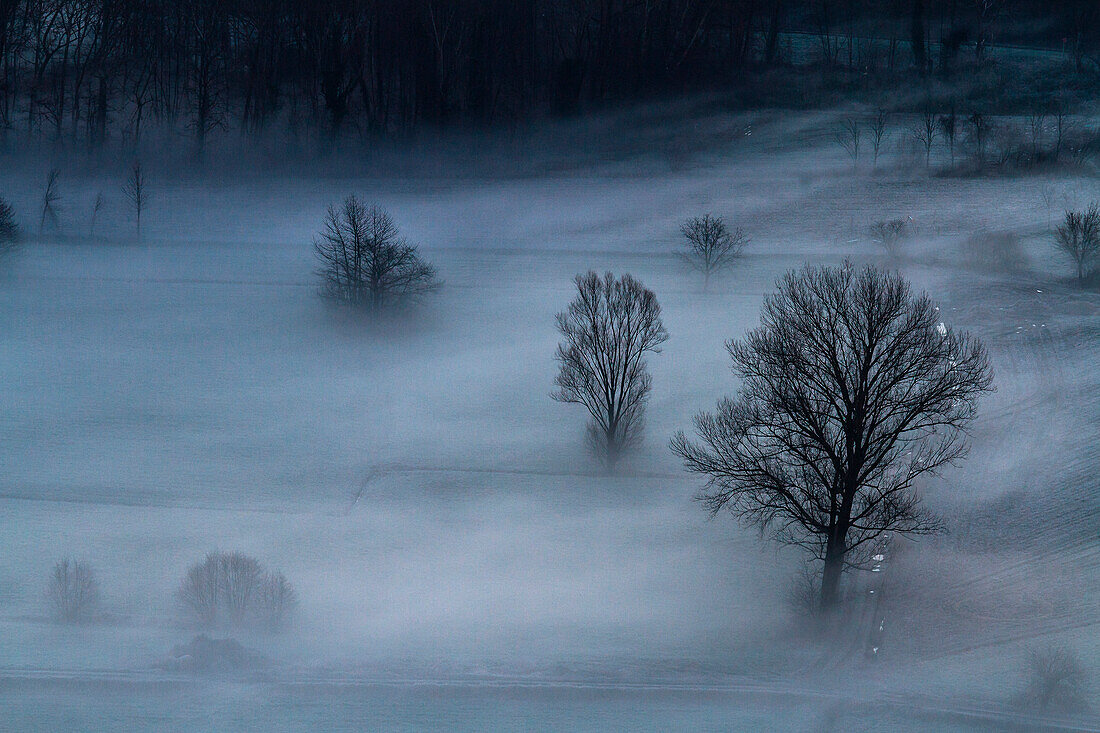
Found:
[178,551,296,632]
[787,565,821,618]
[47,558,100,623]
[1021,645,1088,713]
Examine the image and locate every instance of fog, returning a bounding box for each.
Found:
[1,103,1098,731]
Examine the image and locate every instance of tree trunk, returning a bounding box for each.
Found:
[819,533,846,609]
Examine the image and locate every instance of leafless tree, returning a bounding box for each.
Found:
[870,218,910,254]
[939,110,958,166]
[314,197,439,312]
[671,262,993,611]
[913,112,937,167]
[123,162,147,237]
[553,271,669,467]
[1053,108,1073,163]
[1027,109,1047,159]
[1022,645,1088,712]
[1054,204,1100,283]
[678,214,748,289]
[0,197,17,244]
[868,109,888,167]
[968,112,990,165]
[89,192,104,237]
[39,167,61,236]
[47,558,100,623]
[835,118,860,163]
[178,551,293,631]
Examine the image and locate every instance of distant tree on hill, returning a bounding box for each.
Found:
[913,111,937,167]
[123,163,148,237]
[39,168,61,236]
[1022,644,1088,712]
[47,558,100,623]
[678,214,747,289]
[178,551,297,632]
[1054,204,1100,283]
[869,109,889,167]
[314,197,439,313]
[553,271,668,468]
[836,118,861,164]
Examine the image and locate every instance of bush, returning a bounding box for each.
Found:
[869,218,910,253]
[178,551,296,632]
[0,197,17,244]
[47,558,100,623]
[1022,645,1088,712]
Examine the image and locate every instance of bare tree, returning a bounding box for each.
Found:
[870,218,910,254]
[553,271,669,467]
[672,262,993,611]
[178,551,294,631]
[90,192,104,237]
[314,197,439,312]
[1027,108,1047,159]
[0,197,17,244]
[939,109,958,166]
[47,558,100,623]
[123,162,147,237]
[39,167,61,236]
[913,112,937,167]
[835,118,861,163]
[868,109,888,167]
[968,112,990,165]
[1054,204,1100,283]
[1022,645,1088,712]
[678,214,748,289]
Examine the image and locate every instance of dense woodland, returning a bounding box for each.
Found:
[0,0,1097,146]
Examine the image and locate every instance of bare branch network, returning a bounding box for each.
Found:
[678,214,748,289]
[553,271,668,467]
[672,261,993,609]
[314,197,439,313]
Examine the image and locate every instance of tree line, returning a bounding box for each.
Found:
[0,0,1095,147]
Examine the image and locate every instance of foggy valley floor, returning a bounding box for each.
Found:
[1,109,1099,730]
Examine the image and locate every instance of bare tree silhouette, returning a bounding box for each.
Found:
[314,197,439,312]
[678,214,748,290]
[553,271,668,468]
[672,262,993,610]
[1054,204,1100,283]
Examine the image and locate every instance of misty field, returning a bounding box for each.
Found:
[1,109,1098,731]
